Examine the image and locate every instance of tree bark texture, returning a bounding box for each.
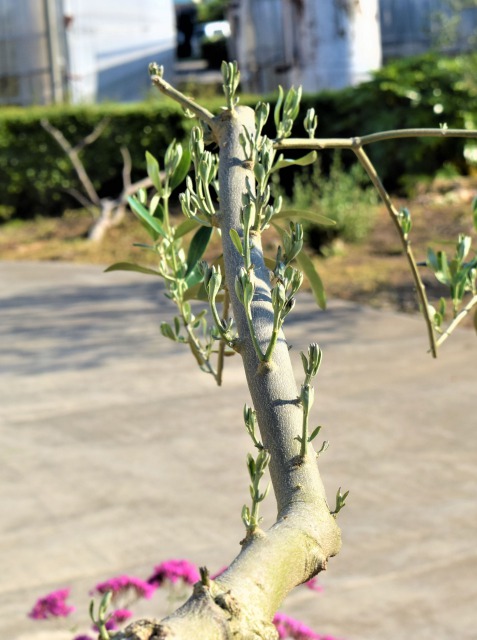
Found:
[117,105,341,640]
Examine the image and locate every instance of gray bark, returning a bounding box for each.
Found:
[117,106,341,640]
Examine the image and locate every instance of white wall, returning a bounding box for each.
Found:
[300,0,382,91]
[64,0,176,103]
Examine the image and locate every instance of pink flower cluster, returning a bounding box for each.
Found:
[305,577,324,593]
[147,559,200,586]
[28,588,75,620]
[28,561,339,640]
[273,612,338,640]
[92,608,133,632]
[94,575,156,601]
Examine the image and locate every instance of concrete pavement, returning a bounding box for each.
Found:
[1,260,476,640]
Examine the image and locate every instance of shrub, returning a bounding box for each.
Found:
[1,51,476,221]
[286,154,378,252]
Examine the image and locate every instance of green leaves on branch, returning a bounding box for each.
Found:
[304,108,318,138]
[331,487,349,518]
[301,342,323,386]
[89,591,113,640]
[128,195,166,241]
[221,60,240,111]
[202,262,237,346]
[427,233,476,318]
[180,127,218,227]
[274,84,302,139]
[242,449,271,534]
[296,344,327,458]
[295,251,327,310]
[108,138,228,383]
[398,207,412,239]
[271,151,318,174]
[243,404,263,450]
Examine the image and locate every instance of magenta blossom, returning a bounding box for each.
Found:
[210,566,228,580]
[110,608,133,624]
[92,608,133,632]
[93,609,132,631]
[273,612,340,640]
[148,559,200,587]
[73,636,94,640]
[28,588,75,620]
[94,575,156,601]
[305,577,324,593]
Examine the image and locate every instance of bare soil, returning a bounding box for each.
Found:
[1,177,476,315]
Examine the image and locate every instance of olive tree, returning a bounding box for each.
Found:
[102,62,477,639]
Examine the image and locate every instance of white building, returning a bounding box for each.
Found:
[228,0,382,93]
[0,0,176,105]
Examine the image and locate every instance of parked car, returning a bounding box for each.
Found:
[191,20,231,63]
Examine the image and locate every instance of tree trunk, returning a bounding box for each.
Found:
[116,105,341,639]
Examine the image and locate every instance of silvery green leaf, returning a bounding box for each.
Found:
[145,151,162,195]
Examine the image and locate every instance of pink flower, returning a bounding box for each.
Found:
[92,608,133,632]
[210,566,228,579]
[305,577,324,593]
[93,575,156,601]
[73,636,94,640]
[28,588,75,620]
[148,559,200,587]
[110,608,133,624]
[273,611,336,640]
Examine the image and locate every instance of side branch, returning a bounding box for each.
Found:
[41,118,102,207]
[353,146,438,357]
[436,294,477,348]
[150,74,216,130]
[274,128,477,151]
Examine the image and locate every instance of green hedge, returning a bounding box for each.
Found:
[302,52,477,189]
[1,52,476,220]
[0,102,192,219]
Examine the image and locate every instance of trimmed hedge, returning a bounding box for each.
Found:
[1,52,476,220]
[0,102,192,219]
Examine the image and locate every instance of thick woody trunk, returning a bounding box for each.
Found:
[117,106,341,640]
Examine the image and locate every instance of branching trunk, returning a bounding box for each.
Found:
[117,105,341,640]
[42,120,156,243]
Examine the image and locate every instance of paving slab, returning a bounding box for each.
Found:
[0,260,476,640]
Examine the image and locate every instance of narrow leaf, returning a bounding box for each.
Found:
[128,196,166,239]
[274,85,284,131]
[175,218,200,239]
[295,251,327,310]
[185,226,213,277]
[170,148,192,191]
[183,282,209,302]
[145,151,162,194]
[308,425,322,442]
[105,262,162,276]
[472,196,477,232]
[185,266,205,289]
[271,151,317,173]
[229,228,244,256]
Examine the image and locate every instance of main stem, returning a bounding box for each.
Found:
[120,101,341,640]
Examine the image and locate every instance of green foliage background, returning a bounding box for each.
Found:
[1,52,476,221]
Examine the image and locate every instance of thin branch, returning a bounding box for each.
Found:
[353,145,438,358]
[120,146,132,192]
[41,118,102,207]
[274,128,477,151]
[360,127,477,146]
[150,74,216,129]
[436,294,477,348]
[75,118,110,152]
[216,287,230,387]
[64,187,98,215]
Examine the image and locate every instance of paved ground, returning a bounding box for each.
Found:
[1,261,476,640]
